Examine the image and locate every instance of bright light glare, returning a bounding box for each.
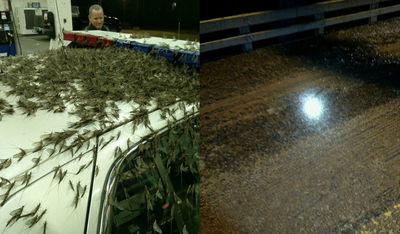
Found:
[303,96,323,119]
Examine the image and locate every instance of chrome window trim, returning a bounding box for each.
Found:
[97,112,198,233]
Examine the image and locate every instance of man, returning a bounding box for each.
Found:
[84,4,110,31]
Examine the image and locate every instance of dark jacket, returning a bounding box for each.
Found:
[84,24,110,31]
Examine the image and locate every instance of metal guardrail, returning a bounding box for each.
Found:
[200,0,400,53]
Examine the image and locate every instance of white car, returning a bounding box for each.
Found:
[0,47,199,233]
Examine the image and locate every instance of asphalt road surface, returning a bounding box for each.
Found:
[200,18,400,233]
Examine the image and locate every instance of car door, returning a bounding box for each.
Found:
[84,103,199,234]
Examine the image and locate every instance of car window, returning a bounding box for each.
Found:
[106,115,199,234]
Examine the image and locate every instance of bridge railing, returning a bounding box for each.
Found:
[200,0,400,53]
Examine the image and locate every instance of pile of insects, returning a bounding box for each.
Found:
[0,47,199,234]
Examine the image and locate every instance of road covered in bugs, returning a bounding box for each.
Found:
[200,18,400,233]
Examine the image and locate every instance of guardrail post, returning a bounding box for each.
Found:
[369,1,379,23]
[239,25,253,52]
[314,12,325,35]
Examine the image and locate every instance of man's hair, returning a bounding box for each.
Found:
[88,4,103,16]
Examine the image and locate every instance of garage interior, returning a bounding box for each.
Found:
[0,0,198,57]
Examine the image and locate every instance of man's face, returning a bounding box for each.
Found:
[89,9,104,30]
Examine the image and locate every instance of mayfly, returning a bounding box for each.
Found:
[84,140,91,150]
[36,209,47,222]
[98,137,104,149]
[76,152,85,161]
[20,203,41,218]
[100,136,115,150]
[67,179,75,192]
[126,138,133,149]
[80,185,87,198]
[75,165,85,175]
[0,176,10,188]
[114,146,122,158]
[84,159,93,169]
[74,140,84,154]
[43,221,47,234]
[19,171,32,187]
[0,181,15,206]
[58,139,66,153]
[52,165,61,179]
[27,209,47,228]
[147,124,156,134]
[46,147,56,158]
[69,146,74,157]
[6,205,24,227]
[95,166,99,177]
[74,181,81,208]
[41,132,54,144]
[0,158,11,170]
[32,156,41,167]
[13,148,27,161]
[159,111,167,120]
[32,140,44,153]
[111,111,119,120]
[58,169,67,184]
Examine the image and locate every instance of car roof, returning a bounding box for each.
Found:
[0,46,198,181]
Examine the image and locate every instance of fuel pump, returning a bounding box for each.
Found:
[0,10,16,56]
